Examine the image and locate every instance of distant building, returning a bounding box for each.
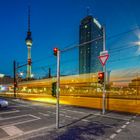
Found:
[0,75,13,85]
[79,15,103,74]
[129,78,140,89]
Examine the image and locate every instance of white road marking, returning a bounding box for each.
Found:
[105,115,129,121]
[110,133,117,139]
[48,111,56,114]
[60,114,65,116]
[0,114,41,129]
[126,121,130,125]
[2,124,55,140]
[62,109,86,114]
[94,114,130,121]
[29,114,41,119]
[10,105,33,108]
[121,125,126,129]
[2,125,23,136]
[0,114,32,120]
[94,113,101,115]
[39,112,50,117]
[65,115,72,118]
[0,110,20,115]
[60,114,76,119]
[60,114,93,120]
[82,119,89,122]
[116,129,122,133]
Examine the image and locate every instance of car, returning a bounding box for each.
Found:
[0,99,8,108]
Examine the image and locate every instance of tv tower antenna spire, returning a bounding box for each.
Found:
[28,6,30,32]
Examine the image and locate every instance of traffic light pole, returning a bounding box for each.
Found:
[13,60,16,98]
[56,50,60,129]
[102,26,106,115]
[13,60,29,98]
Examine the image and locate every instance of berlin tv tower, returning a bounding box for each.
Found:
[25,6,32,79]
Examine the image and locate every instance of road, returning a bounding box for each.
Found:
[0,97,139,140]
[2,92,140,114]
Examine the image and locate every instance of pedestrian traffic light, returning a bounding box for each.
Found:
[98,72,104,84]
[52,82,57,97]
[28,59,32,65]
[14,82,17,88]
[53,48,58,56]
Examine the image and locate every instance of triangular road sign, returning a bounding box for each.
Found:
[98,54,109,66]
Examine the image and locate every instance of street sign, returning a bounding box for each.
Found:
[98,51,109,66]
[100,50,108,56]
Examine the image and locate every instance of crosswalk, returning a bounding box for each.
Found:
[0,108,41,139]
[0,103,93,139]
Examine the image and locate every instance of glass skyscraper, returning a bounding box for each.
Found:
[79,15,103,74]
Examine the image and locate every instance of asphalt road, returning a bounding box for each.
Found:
[0,97,139,140]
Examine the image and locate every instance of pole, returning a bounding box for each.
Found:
[56,50,60,129]
[13,60,16,98]
[107,70,111,85]
[102,26,106,115]
[48,67,51,78]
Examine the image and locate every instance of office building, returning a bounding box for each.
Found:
[79,15,103,74]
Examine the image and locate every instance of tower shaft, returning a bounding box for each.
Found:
[25,6,33,79]
[27,47,31,78]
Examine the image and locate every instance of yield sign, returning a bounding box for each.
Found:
[98,54,109,66]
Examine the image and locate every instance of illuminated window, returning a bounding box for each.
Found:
[84,25,88,28]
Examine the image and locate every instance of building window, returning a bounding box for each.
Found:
[84,25,88,29]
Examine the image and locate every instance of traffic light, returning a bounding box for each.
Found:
[53,48,58,56]
[14,82,17,88]
[28,59,32,65]
[52,82,57,97]
[98,72,104,84]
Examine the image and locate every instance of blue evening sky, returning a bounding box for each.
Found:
[0,0,140,77]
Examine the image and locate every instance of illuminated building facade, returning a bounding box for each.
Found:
[0,75,13,84]
[79,15,103,74]
[25,7,33,79]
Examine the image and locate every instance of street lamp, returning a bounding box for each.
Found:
[19,72,24,77]
[0,74,4,78]
[135,41,140,46]
[31,74,34,78]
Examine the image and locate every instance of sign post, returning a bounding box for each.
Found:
[13,60,17,98]
[98,27,109,115]
[56,50,60,129]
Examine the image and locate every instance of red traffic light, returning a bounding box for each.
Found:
[98,72,104,79]
[53,48,58,56]
[14,82,17,87]
[98,72,104,84]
